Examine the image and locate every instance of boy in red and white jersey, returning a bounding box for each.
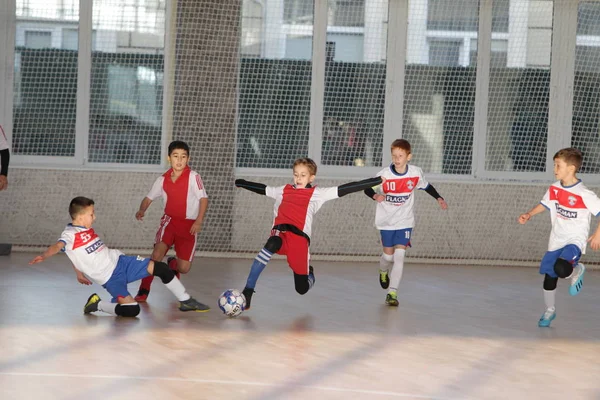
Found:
[364,139,448,307]
[235,157,383,310]
[519,148,600,327]
[29,196,209,316]
[134,141,209,302]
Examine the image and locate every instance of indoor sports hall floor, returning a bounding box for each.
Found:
[1,252,599,400]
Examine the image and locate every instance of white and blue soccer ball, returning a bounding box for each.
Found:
[218,289,246,317]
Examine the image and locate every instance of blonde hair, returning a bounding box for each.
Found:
[293,157,317,176]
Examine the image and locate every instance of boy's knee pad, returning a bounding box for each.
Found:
[152,261,175,283]
[543,274,558,291]
[115,303,140,318]
[293,272,310,295]
[554,258,573,279]
[265,236,282,253]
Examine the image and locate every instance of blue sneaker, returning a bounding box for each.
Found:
[538,308,556,327]
[569,263,585,296]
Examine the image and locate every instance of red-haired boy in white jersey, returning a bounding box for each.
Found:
[519,148,600,327]
[29,196,209,316]
[364,139,448,307]
[134,141,209,302]
[235,157,383,310]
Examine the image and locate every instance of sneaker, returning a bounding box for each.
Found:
[83,293,101,314]
[309,265,315,284]
[134,288,149,302]
[385,291,399,307]
[242,287,255,310]
[569,263,585,296]
[379,269,390,289]
[168,256,181,280]
[179,297,210,312]
[538,308,556,327]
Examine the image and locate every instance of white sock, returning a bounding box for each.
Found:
[379,253,393,272]
[543,289,556,310]
[389,248,406,292]
[98,301,117,316]
[165,278,191,301]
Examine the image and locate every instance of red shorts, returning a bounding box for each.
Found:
[155,215,197,262]
[272,230,310,275]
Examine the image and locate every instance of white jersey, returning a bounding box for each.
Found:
[266,184,338,240]
[59,224,123,285]
[540,180,600,253]
[0,125,8,151]
[373,164,429,230]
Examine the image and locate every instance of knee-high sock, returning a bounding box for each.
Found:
[543,289,556,310]
[245,248,273,289]
[165,278,191,301]
[98,301,117,315]
[380,253,393,272]
[389,248,406,292]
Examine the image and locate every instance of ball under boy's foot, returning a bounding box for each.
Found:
[379,269,390,289]
[242,287,255,310]
[385,291,399,307]
[83,293,101,314]
[569,263,585,296]
[134,288,150,302]
[179,297,210,312]
[167,256,181,280]
[538,308,556,327]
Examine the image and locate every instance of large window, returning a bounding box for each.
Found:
[11,0,167,166]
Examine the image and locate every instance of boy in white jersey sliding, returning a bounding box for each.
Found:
[29,196,209,317]
[134,140,209,302]
[364,139,448,306]
[235,157,383,310]
[519,148,600,327]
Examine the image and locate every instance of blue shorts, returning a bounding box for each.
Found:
[380,229,413,248]
[539,245,581,278]
[103,255,151,303]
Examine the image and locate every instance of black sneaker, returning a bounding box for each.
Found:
[242,287,255,310]
[134,288,150,302]
[179,297,210,312]
[83,293,101,314]
[309,265,315,286]
[379,270,390,289]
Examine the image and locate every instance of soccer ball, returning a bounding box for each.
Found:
[218,289,246,317]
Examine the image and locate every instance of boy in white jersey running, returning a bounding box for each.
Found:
[29,196,209,317]
[364,139,448,306]
[235,157,383,310]
[519,148,600,327]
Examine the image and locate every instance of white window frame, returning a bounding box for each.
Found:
[2,0,171,173]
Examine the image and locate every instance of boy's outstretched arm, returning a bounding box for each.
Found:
[518,203,546,224]
[338,177,383,197]
[29,241,65,264]
[235,179,266,195]
[423,184,448,210]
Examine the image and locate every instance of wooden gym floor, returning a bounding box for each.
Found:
[0,252,599,400]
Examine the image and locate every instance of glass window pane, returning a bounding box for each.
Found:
[237,0,312,168]
[13,1,79,157]
[486,0,552,172]
[405,0,476,174]
[321,0,387,167]
[89,0,165,164]
[573,2,600,173]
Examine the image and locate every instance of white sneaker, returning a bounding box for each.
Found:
[569,263,585,296]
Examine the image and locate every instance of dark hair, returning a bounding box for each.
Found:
[391,139,411,154]
[69,196,95,219]
[168,140,190,156]
[293,157,318,176]
[554,148,583,172]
